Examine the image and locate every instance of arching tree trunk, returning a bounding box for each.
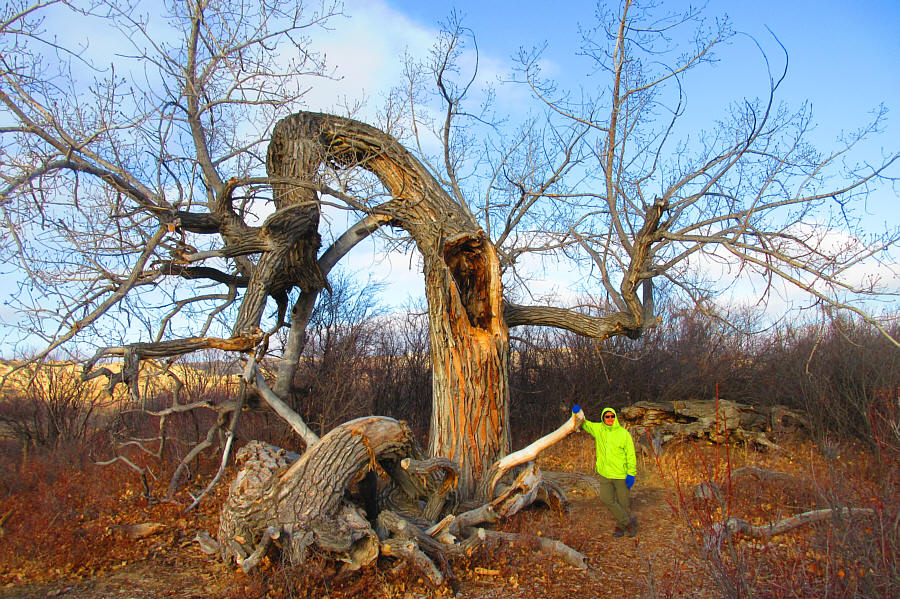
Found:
[267,112,511,500]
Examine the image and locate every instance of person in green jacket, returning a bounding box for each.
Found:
[572,405,637,537]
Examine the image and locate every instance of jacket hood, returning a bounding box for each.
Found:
[600,407,621,428]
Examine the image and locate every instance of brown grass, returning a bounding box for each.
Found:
[0,429,896,599]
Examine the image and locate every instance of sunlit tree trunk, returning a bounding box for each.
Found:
[423,232,510,498]
[268,112,511,500]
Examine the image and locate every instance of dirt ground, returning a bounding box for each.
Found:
[0,433,888,599]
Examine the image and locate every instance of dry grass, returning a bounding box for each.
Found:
[0,429,895,599]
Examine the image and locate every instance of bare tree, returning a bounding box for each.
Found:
[1,0,897,579]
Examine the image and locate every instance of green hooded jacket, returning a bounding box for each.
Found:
[582,407,637,479]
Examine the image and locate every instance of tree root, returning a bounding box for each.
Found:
[215,414,587,585]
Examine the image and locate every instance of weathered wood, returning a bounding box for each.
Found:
[401,456,460,520]
[377,510,447,556]
[217,414,592,580]
[619,400,807,449]
[702,508,877,560]
[490,463,543,519]
[240,526,280,574]
[482,412,582,499]
[425,514,457,544]
[266,112,511,499]
[194,531,220,555]
[449,504,499,537]
[217,417,414,568]
[480,530,587,570]
[381,539,445,587]
[542,471,605,497]
[0,508,12,537]
[124,522,164,539]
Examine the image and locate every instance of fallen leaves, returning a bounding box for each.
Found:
[0,434,895,599]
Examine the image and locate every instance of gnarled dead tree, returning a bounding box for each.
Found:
[1,0,897,584]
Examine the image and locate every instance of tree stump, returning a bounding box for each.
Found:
[214,414,588,580]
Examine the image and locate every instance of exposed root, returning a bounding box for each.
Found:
[216,414,588,586]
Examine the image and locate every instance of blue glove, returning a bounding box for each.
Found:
[572,404,582,414]
[625,474,635,489]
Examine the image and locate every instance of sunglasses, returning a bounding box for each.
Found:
[603,413,615,420]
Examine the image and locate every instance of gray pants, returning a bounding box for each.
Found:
[597,475,630,528]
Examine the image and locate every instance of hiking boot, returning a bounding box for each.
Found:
[626,516,638,537]
[613,525,625,538]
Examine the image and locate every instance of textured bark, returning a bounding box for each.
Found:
[217,417,414,567]
[619,399,807,450]
[227,114,334,336]
[425,232,509,498]
[214,413,583,579]
[269,112,510,500]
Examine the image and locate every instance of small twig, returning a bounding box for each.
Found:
[95,454,156,501]
[0,508,13,536]
[185,391,244,512]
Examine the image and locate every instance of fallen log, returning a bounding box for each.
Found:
[619,399,807,450]
[217,417,414,568]
[480,530,587,570]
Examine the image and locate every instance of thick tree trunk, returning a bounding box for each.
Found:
[425,232,510,498]
[268,112,511,500]
[217,417,414,569]
[214,413,585,578]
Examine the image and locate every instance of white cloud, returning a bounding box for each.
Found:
[303,1,436,119]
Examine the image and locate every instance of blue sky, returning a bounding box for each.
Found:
[318,1,900,129]
[301,0,899,308]
[1,0,898,355]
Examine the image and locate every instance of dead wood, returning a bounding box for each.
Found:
[381,540,445,587]
[215,413,589,582]
[400,456,459,520]
[543,471,605,497]
[0,508,12,537]
[123,522,164,539]
[480,530,588,570]
[702,508,877,560]
[194,530,220,555]
[726,507,877,538]
[482,412,582,500]
[217,416,413,569]
[620,399,807,450]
